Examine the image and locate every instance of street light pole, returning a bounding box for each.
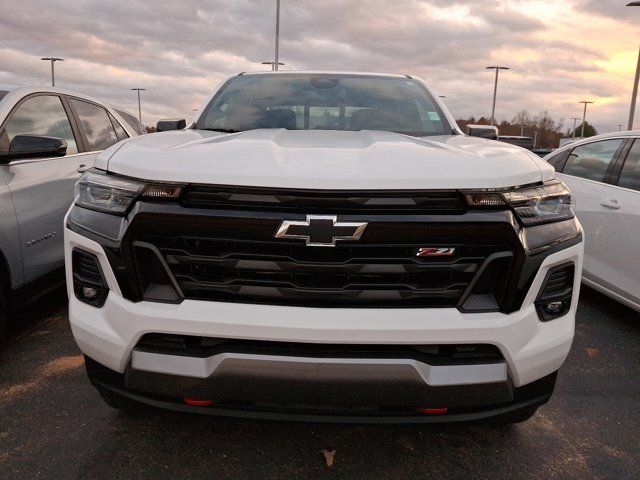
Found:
[579,101,594,138]
[261,61,284,70]
[274,0,281,71]
[571,117,581,139]
[131,88,146,124]
[486,66,509,126]
[626,3,640,130]
[628,47,640,130]
[41,57,64,86]
[571,117,580,138]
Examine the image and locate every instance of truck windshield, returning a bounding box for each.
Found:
[0,91,8,103]
[196,74,451,137]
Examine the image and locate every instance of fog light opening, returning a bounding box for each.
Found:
[535,262,575,321]
[544,301,564,315]
[72,249,109,308]
[82,287,98,300]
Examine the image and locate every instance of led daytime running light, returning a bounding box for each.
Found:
[75,169,183,215]
[465,181,574,227]
[143,185,182,198]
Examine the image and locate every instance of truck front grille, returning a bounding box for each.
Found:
[134,235,510,308]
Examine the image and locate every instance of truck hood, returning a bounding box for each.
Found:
[98,129,555,190]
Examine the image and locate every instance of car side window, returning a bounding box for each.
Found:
[0,95,78,155]
[562,139,623,182]
[115,109,146,135]
[545,149,570,171]
[108,112,129,141]
[69,98,119,151]
[617,139,640,192]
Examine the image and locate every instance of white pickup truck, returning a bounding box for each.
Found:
[64,71,583,423]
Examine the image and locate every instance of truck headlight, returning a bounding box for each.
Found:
[75,169,181,215]
[465,181,574,227]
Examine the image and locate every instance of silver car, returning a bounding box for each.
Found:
[0,84,143,340]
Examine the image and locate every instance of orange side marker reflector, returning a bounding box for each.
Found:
[184,398,213,407]
[418,407,448,415]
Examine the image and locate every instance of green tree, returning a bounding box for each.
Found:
[570,121,597,138]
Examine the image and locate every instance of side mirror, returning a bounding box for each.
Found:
[156,118,186,132]
[0,135,67,162]
[466,124,499,140]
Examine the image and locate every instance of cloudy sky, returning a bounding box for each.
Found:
[1,0,638,133]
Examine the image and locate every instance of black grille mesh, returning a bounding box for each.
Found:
[136,235,508,308]
[72,250,104,285]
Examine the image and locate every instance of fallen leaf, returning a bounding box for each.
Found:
[586,348,599,358]
[319,449,336,467]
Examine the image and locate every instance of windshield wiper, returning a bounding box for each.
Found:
[201,128,244,133]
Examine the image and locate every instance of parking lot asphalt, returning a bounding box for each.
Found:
[0,286,639,480]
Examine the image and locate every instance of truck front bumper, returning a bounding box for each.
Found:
[66,227,582,420]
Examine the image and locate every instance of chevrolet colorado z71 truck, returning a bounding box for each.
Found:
[65,72,583,423]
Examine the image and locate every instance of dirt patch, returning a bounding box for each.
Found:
[0,355,84,404]
[0,381,38,401]
[40,355,84,376]
[529,414,588,476]
[0,438,34,466]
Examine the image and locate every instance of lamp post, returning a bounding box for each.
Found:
[486,66,509,126]
[274,0,281,70]
[131,88,146,124]
[571,117,581,139]
[626,2,640,130]
[41,57,64,87]
[262,0,283,71]
[261,61,285,70]
[578,101,594,138]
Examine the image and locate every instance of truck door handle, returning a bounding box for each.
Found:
[600,199,620,209]
[77,164,90,173]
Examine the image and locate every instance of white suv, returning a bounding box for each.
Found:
[0,84,141,341]
[64,72,583,423]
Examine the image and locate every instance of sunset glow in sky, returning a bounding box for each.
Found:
[1,0,639,133]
